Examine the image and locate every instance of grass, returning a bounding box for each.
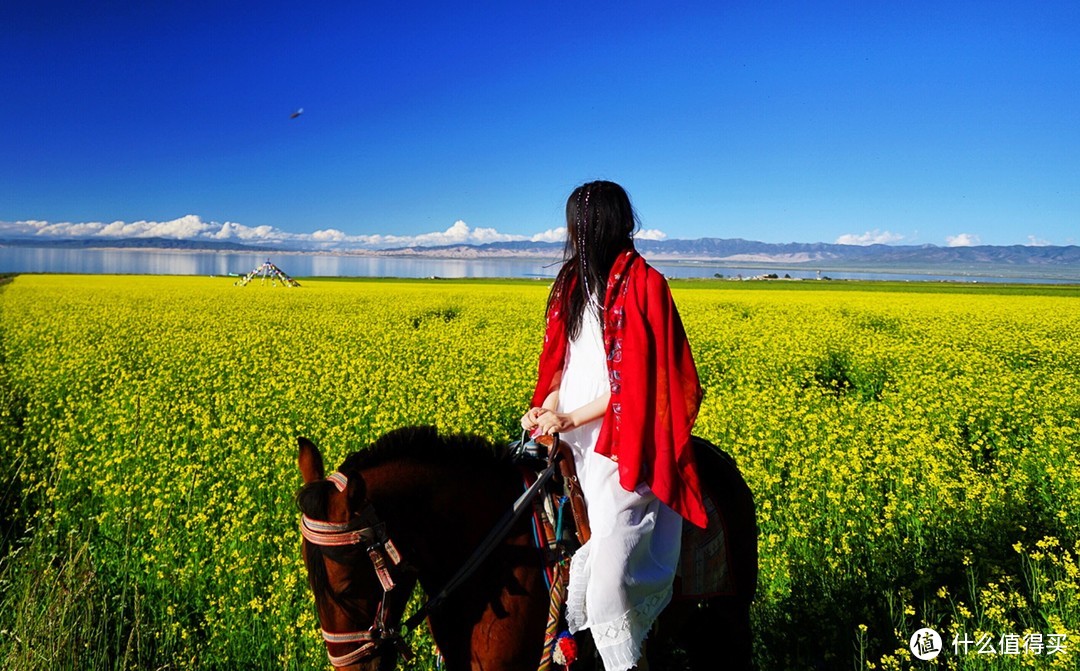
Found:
[1,274,1078,670]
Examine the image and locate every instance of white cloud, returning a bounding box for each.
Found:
[213,221,274,240]
[0,219,48,233]
[530,227,566,243]
[637,228,668,241]
[2,215,288,243]
[835,229,904,245]
[946,233,981,247]
[311,228,347,242]
[431,220,472,244]
[1026,235,1051,247]
[356,220,528,248]
[231,224,280,241]
[525,226,667,243]
[470,225,514,244]
[0,216,669,250]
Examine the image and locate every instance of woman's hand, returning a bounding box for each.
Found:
[520,407,574,435]
[533,410,575,436]
[522,390,611,436]
[520,407,546,431]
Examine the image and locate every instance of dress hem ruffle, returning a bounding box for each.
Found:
[566,539,674,671]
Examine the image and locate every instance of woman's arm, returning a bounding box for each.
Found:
[541,389,559,412]
[532,390,610,436]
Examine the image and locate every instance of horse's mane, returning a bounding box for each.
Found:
[297,425,514,519]
[338,425,513,474]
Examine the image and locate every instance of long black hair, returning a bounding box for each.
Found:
[548,180,638,340]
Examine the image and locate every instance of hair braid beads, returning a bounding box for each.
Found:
[577,186,596,308]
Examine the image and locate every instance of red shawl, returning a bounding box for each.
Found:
[531,249,707,528]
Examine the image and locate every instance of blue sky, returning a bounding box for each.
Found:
[2,1,1078,248]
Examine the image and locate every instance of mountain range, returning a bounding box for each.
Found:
[368,238,1080,279]
[3,235,1078,279]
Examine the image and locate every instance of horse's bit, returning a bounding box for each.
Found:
[299,471,413,668]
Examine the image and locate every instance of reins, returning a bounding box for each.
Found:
[403,437,561,630]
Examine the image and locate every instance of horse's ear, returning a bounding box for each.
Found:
[298,437,325,484]
[345,471,367,504]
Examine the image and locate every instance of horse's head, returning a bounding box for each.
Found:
[296,437,415,671]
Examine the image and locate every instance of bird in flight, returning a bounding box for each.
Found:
[290,108,304,119]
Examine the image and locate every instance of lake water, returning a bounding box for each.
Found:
[0,246,1075,284]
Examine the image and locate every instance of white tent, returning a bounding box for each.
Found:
[234,259,301,287]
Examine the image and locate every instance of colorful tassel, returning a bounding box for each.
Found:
[552,631,577,669]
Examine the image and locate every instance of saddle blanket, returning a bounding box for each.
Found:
[678,486,735,598]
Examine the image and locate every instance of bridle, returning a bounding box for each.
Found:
[300,470,414,668]
[300,443,562,668]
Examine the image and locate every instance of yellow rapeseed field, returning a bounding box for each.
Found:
[1,274,1077,670]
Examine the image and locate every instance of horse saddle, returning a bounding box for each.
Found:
[514,434,747,600]
[513,434,589,563]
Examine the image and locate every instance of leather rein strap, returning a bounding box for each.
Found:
[402,442,562,630]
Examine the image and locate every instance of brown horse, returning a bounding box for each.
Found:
[296,426,757,671]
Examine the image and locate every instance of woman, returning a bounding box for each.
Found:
[521,180,706,671]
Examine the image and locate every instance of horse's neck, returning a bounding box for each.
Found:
[366,459,520,589]
[367,458,548,669]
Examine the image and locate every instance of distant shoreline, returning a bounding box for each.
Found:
[2,240,1078,283]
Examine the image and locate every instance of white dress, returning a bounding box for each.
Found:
[556,305,683,671]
